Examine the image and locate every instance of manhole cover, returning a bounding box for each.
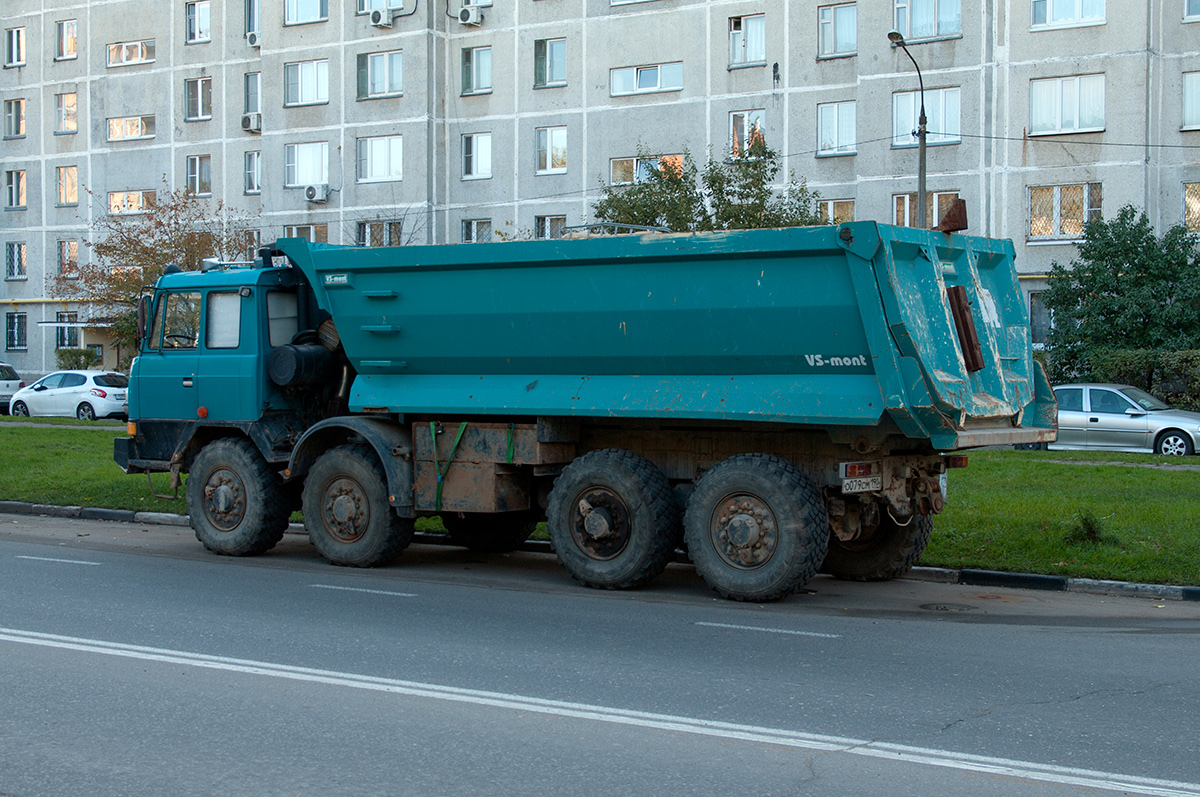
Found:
[920,603,976,613]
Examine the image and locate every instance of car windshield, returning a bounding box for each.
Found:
[0,365,17,380]
[95,374,128,388]
[1122,387,1170,411]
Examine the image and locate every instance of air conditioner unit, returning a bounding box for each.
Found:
[459,6,482,25]
[240,113,261,133]
[246,31,260,48]
[304,184,329,203]
[369,8,392,27]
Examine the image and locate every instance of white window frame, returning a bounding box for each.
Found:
[818,4,857,57]
[107,115,155,141]
[817,101,856,155]
[284,224,328,243]
[1183,72,1200,130]
[534,38,567,87]
[1188,0,1200,18]
[462,219,492,243]
[535,216,567,240]
[535,126,568,175]
[462,133,492,179]
[729,15,766,65]
[284,60,330,106]
[245,151,261,194]
[3,99,24,138]
[894,0,961,40]
[56,20,78,60]
[186,154,212,196]
[6,312,27,351]
[107,39,155,67]
[894,191,960,228]
[245,72,261,114]
[1029,74,1105,135]
[462,47,492,94]
[57,240,79,278]
[56,165,78,206]
[4,28,25,68]
[1031,0,1105,28]
[356,135,403,183]
[246,0,261,35]
[1028,182,1101,240]
[356,220,404,246]
[284,141,329,187]
[609,154,683,186]
[286,0,329,24]
[5,242,27,279]
[892,87,960,146]
[186,1,212,43]
[730,109,765,158]
[56,312,80,348]
[1184,182,1200,233]
[359,51,403,99]
[5,170,26,208]
[185,77,213,120]
[358,0,405,11]
[55,92,77,134]
[609,62,683,96]
[108,190,156,214]
[818,199,856,224]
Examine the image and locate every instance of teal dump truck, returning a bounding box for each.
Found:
[115,223,1055,601]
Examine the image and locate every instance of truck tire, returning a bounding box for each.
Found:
[442,512,537,553]
[546,449,680,590]
[821,510,932,581]
[683,454,829,602]
[187,438,290,556]
[303,443,414,567]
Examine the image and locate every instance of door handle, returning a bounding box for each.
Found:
[1089,417,1098,422]
[183,378,194,388]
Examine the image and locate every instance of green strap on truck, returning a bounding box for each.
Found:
[431,421,469,511]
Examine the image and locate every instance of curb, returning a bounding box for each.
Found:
[2,502,1196,601]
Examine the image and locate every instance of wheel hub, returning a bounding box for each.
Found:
[571,488,630,560]
[712,494,777,569]
[323,478,368,543]
[202,469,245,532]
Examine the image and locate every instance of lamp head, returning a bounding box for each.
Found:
[887,29,906,45]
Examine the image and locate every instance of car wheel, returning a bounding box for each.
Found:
[1155,431,1194,456]
[76,403,96,421]
[11,401,28,417]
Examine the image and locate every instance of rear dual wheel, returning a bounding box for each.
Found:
[822,510,932,581]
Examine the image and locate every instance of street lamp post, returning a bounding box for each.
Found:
[888,30,927,230]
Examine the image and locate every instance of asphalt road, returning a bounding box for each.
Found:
[2,514,1199,796]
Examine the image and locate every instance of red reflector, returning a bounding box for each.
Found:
[197,406,208,419]
[845,463,875,478]
[945,455,969,469]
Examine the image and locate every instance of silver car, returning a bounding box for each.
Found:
[0,362,24,413]
[1052,383,1200,456]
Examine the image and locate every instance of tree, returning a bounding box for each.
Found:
[1043,204,1200,382]
[51,178,259,365]
[592,140,822,232]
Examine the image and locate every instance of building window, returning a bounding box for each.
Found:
[186,2,212,43]
[286,0,329,24]
[1184,72,1199,130]
[5,242,26,279]
[357,220,403,246]
[359,0,405,10]
[1189,0,1200,18]
[1032,0,1104,26]
[5,170,26,209]
[284,224,328,243]
[462,219,492,243]
[610,62,683,96]
[245,73,261,114]
[1030,75,1104,135]
[284,60,329,106]
[107,39,155,67]
[895,191,959,227]
[817,101,856,155]
[730,109,765,157]
[610,154,683,185]
[108,190,156,214]
[3,99,24,138]
[1029,183,1102,239]
[357,51,403,99]
[1185,183,1200,232]
[6,313,27,351]
[534,39,567,87]
[57,240,79,277]
[729,15,766,65]
[185,77,213,120]
[893,87,959,146]
[535,126,567,174]
[1029,292,1051,346]
[535,216,567,240]
[818,4,857,57]
[108,115,155,141]
[55,93,77,133]
[462,47,492,94]
[56,312,80,348]
[356,135,403,182]
[186,155,212,196]
[463,133,492,179]
[56,20,78,60]
[246,0,261,34]
[4,28,25,67]
[894,0,960,39]
[245,151,261,194]
[818,199,856,224]
[56,165,78,206]
[284,142,329,186]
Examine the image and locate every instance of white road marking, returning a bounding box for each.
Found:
[0,626,1197,797]
[695,621,840,638]
[309,584,417,597]
[15,555,101,566]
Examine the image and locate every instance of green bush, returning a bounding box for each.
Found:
[55,348,102,370]
[1080,348,1200,410]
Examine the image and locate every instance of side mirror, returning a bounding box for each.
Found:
[1125,407,1147,417]
[136,294,152,345]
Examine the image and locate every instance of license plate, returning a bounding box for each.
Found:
[842,475,882,493]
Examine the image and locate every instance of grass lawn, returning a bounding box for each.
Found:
[3,423,1197,586]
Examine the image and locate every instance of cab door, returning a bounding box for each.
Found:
[196,289,260,421]
[132,291,200,421]
[1085,387,1151,451]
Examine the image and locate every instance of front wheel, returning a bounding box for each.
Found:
[1155,431,1194,457]
[11,401,28,417]
[303,444,414,567]
[76,403,95,421]
[187,438,290,556]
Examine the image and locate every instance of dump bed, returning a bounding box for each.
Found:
[274,222,1055,450]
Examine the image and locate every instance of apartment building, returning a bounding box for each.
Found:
[2,0,1199,375]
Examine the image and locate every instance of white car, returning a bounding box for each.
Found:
[0,362,24,413]
[9,370,129,420]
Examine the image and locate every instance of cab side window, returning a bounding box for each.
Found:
[149,291,202,350]
[267,291,299,347]
[206,291,242,349]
